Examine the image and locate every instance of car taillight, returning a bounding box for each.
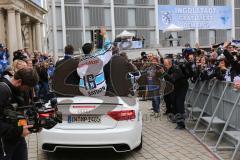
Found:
[39,112,54,118]
[39,113,50,118]
[107,110,136,121]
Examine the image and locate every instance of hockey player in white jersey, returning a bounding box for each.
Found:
[77,27,112,96]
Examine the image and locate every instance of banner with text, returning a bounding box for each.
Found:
[159,5,232,30]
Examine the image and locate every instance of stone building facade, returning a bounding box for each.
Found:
[0,0,47,61]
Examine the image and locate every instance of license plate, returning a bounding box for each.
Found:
[68,115,101,123]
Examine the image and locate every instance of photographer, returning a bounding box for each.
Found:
[177,51,199,83]
[159,58,188,129]
[0,68,39,160]
[222,42,240,82]
[213,56,231,81]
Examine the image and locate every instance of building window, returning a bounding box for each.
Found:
[66,30,82,50]
[235,9,240,27]
[159,31,169,47]
[65,0,80,3]
[115,8,128,27]
[65,6,81,27]
[236,29,240,40]
[199,30,209,46]
[215,30,227,43]
[89,0,104,4]
[89,7,105,26]
[158,0,169,5]
[135,8,149,26]
[214,0,225,6]
[128,9,136,27]
[135,0,148,5]
[149,9,155,27]
[236,0,240,8]
[176,0,189,5]
[104,9,111,27]
[178,30,191,46]
[114,0,127,5]
[198,0,208,6]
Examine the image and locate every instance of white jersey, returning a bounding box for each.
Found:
[77,40,112,96]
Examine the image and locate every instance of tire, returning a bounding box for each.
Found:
[134,135,143,151]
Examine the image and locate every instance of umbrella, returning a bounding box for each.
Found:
[163,24,184,32]
[116,30,135,38]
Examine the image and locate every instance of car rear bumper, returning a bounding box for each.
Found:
[39,122,142,152]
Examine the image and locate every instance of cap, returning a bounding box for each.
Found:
[182,48,195,58]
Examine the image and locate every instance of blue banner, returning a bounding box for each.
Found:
[159,5,232,30]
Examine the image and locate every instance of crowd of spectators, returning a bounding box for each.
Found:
[1,39,240,130]
[0,44,54,102]
[131,41,240,129]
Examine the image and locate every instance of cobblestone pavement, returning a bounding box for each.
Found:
[27,101,216,160]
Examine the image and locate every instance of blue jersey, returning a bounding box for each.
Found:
[0,51,9,72]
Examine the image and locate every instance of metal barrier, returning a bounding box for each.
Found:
[186,80,240,160]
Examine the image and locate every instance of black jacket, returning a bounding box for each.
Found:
[38,67,48,83]
[163,65,188,90]
[184,62,199,82]
[0,78,23,144]
[214,67,227,81]
[223,49,240,81]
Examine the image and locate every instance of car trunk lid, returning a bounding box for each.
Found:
[55,96,124,130]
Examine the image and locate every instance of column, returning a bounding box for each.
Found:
[32,24,36,50]
[7,8,17,63]
[25,17,33,52]
[154,0,159,44]
[231,0,235,40]
[0,9,6,45]
[208,0,215,44]
[40,23,44,52]
[110,0,115,41]
[81,0,86,43]
[209,30,215,45]
[36,22,42,52]
[16,11,23,49]
[170,0,177,46]
[52,0,58,62]
[61,0,66,48]
[194,0,199,44]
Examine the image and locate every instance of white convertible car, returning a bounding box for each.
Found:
[39,96,142,152]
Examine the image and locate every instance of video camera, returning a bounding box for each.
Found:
[13,50,27,61]
[156,64,164,70]
[4,95,62,133]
